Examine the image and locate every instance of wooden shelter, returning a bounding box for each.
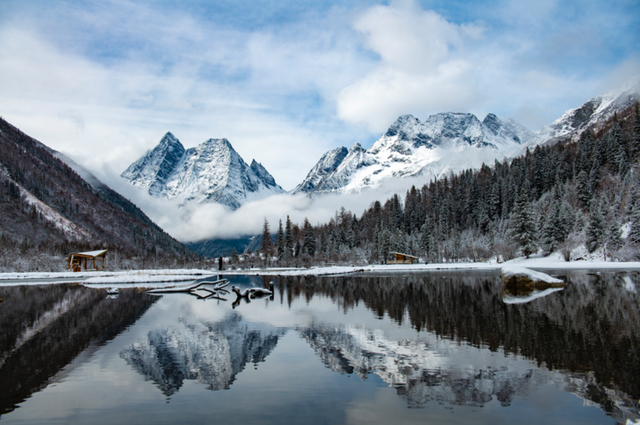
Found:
[387,252,418,264]
[67,249,107,272]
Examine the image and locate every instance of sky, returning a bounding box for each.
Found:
[1,0,639,240]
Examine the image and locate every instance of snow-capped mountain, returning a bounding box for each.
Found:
[530,74,640,146]
[121,133,285,209]
[294,112,534,195]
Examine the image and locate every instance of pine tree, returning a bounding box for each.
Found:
[585,200,605,253]
[284,215,293,259]
[377,227,391,263]
[633,102,640,159]
[276,219,284,260]
[420,215,436,261]
[261,218,273,256]
[576,170,591,208]
[605,212,623,252]
[302,218,316,257]
[508,188,537,257]
[629,206,640,245]
[231,247,239,265]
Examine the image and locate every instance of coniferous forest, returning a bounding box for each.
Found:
[246,103,640,268]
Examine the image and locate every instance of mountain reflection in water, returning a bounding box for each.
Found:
[0,271,638,424]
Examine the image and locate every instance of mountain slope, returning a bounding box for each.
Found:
[295,112,534,195]
[530,75,640,146]
[0,118,197,261]
[121,133,285,209]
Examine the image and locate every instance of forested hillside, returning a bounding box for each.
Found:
[0,118,200,271]
[252,104,640,266]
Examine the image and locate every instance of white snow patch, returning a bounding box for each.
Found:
[622,275,637,293]
[620,222,632,239]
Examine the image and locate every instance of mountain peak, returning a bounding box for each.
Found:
[122,134,284,209]
[482,113,502,135]
[349,142,365,152]
[250,160,278,187]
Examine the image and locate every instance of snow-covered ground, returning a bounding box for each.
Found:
[0,269,216,286]
[1,256,639,287]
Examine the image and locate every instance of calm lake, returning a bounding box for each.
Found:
[0,270,639,424]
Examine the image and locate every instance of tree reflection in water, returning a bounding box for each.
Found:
[279,271,640,416]
[0,271,638,424]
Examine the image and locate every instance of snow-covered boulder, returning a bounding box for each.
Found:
[501,266,563,289]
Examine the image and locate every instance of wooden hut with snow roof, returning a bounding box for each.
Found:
[67,249,107,272]
[387,252,418,264]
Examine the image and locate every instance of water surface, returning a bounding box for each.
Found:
[0,271,638,424]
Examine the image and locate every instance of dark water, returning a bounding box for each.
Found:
[0,271,639,424]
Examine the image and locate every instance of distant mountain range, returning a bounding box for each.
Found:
[294,112,534,195]
[121,132,285,210]
[119,75,640,212]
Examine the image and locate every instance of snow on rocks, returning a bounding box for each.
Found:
[501,266,563,285]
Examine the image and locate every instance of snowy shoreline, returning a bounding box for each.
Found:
[1,255,639,286]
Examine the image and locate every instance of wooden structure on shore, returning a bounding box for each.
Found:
[67,250,107,272]
[387,252,418,264]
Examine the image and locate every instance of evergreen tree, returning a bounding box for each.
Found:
[284,215,293,259]
[605,212,623,252]
[302,218,316,257]
[377,227,391,263]
[576,170,591,208]
[629,206,640,245]
[508,188,537,257]
[261,218,273,256]
[585,200,605,253]
[420,215,436,261]
[231,247,239,265]
[276,219,284,260]
[633,102,640,159]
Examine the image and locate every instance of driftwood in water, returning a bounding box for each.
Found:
[146,279,229,296]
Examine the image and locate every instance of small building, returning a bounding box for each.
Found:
[387,252,418,264]
[67,249,107,272]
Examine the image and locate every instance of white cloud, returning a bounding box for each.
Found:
[116,173,435,243]
[0,2,374,191]
[337,0,485,132]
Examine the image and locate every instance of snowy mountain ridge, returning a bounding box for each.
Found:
[295,112,534,195]
[121,133,285,210]
[529,74,640,146]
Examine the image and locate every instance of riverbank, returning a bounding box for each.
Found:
[1,254,640,286]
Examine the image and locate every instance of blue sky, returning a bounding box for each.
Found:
[1,0,639,191]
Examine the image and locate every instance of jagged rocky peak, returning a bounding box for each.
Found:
[293,146,349,194]
[482,113,502,135]
[120,132,186,195]
[349,142,366,153]
[121,133,285,210]
[384,114,421,137]
[250,160,278,188]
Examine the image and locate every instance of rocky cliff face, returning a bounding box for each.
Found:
[121,133,285,209]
